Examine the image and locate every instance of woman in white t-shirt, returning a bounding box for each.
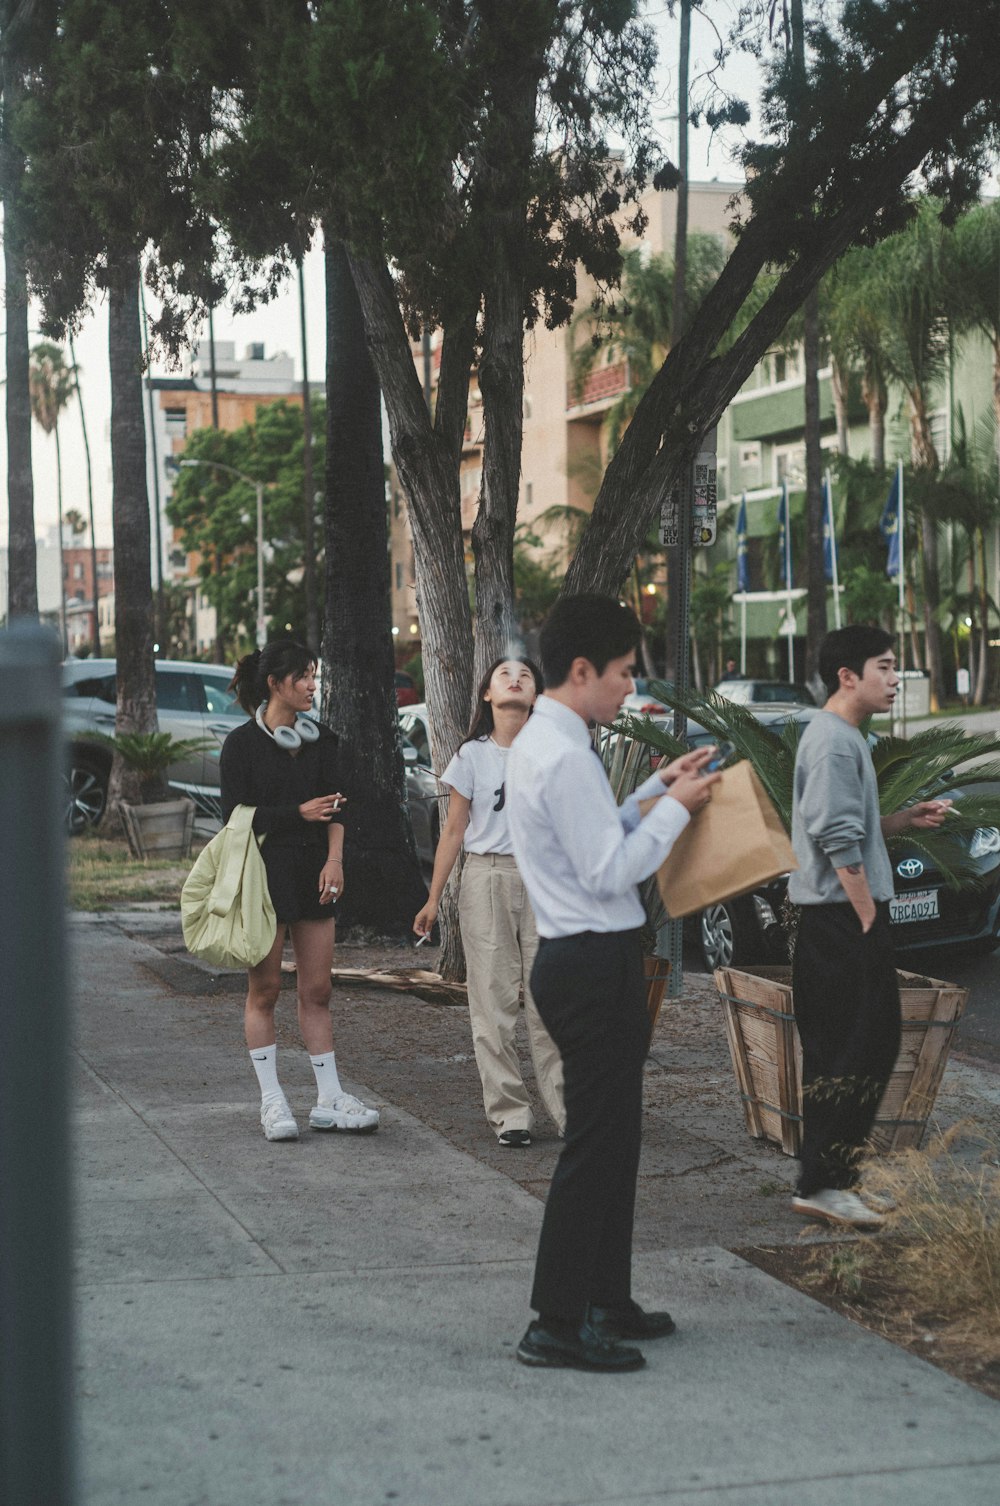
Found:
[413,658,565,1147]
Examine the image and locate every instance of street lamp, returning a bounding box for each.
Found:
[180,458,266,647]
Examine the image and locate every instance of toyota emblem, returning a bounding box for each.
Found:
[896,858,924,880]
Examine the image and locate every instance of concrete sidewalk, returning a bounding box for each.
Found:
[70,914,1000,1506]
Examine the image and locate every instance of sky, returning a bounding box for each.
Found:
[1,2,759,553]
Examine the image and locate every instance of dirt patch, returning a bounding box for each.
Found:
[739,1238,1000,1403]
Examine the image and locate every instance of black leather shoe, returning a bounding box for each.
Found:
[516,1320,645,1372]
[498,1128,531,1148]
[587,1299,676,1341]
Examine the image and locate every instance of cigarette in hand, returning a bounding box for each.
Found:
[414,933,430,948]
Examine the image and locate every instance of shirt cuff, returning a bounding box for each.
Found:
[828,842,864,870]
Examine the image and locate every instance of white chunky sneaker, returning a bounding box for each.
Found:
[309,1093,380,1133]
[791,1187,884,1229]
[260,1097,299,1142]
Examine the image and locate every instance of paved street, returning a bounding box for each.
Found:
[68,911,1000,1506]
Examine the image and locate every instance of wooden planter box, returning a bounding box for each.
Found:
[643,954,671,1034]
[119,797,196,861]
[714,964,968,1157]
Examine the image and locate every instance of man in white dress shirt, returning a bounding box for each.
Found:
[507,594,719,1372]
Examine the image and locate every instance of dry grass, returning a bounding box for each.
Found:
[67,826,198,911]
[856,1123,1000,1335]
[800,1123,1000,1393]
[740,1123,1000,1398]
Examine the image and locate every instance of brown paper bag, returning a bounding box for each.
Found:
[656,761,797,919]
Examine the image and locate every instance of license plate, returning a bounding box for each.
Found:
[889,888,939,925]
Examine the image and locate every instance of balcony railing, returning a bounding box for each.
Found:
[566,359,631,411]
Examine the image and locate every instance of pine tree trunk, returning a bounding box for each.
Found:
[862,371,887,468]
[69,332,102,654]
[346,247,475,980]
[107,265,158,812]
[321,238,427,934]
[2,66,37,619]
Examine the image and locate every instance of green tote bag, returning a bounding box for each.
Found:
[181,805,277,969]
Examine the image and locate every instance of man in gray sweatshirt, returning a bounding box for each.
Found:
[788,625,949,1229]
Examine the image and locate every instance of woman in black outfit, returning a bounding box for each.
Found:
[220,639,379,1142]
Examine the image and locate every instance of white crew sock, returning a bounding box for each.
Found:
[249,1044,283,1105]
[310,1050,345,1105]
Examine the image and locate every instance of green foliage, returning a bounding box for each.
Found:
[208,1,663,339]
[616,682,1000,890]
[85,731,214,803]
[571,237,726,451]
[166,399,326,655]
[14,0,219,343]
[841,563,898,627]
[512,524,563,628]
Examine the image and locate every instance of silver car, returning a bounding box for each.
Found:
[63,659,444,864]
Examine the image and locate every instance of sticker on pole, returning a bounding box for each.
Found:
[658,450,717,547]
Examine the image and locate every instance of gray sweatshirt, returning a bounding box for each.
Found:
[788,711,894,906]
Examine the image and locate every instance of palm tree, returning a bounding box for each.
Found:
[945,201,1000,433]
[570,236,726,454]
[29,340,77,653]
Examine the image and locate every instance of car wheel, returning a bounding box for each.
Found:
[699,896,760,971]
[65,757,108,835]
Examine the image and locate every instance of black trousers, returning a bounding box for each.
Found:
[792,902,901,1197]
[528,929,651,1325]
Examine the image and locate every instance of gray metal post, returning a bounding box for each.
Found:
[0,623,76,1506]
[662,462,694,997]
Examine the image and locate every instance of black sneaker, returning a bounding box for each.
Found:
[498,1128,532,1148]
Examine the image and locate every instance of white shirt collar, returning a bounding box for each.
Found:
[534,694,592,746]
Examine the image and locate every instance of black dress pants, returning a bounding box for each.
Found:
[528,929,651,1326]
[792,901,901,1197]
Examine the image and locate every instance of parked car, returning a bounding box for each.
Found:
[63,659,242,831]
[714,677,816,707]
[622,676,669,715]
[63,659,444,865]
[394,670,419,707]
[696,798,1000,970]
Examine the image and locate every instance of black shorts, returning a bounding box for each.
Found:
[262,840,334,924]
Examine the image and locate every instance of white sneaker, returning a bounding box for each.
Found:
[309,1093,380,1133]
[260,1097,299,1142]
[791,1188,884,1229]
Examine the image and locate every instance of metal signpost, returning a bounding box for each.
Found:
[657,430,717,997]
[0,624,76,1505]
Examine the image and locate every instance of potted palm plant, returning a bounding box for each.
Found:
[86,731,213,860]
[612,683,1000,1155]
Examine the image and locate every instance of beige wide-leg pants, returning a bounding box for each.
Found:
[459,852,565,1137]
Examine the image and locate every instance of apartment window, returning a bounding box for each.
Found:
[74,562,84,581]
[395,563,404,592]
[525,482,533,509]
[164,408,187,440]
[774,444,806,486]
[739,443,762,488]
[774,352,787,385]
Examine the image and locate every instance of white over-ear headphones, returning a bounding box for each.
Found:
[255,703,320,751]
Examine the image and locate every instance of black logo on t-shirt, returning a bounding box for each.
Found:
[493,783,506,812]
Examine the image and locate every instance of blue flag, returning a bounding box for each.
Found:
[823,474,835,583]
[777,481,793,589]
[736,493,749,592]
[879,469,901,578]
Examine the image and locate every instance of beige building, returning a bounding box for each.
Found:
[389,180,742,641]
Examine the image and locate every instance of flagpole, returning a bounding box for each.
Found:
[783,480,794,680]
[826,468,842,630]
[740,597,746,674]
[898,458,906,735]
